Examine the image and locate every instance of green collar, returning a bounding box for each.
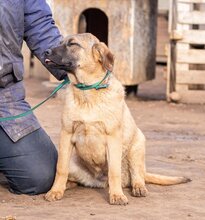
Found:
[74,70,111,90]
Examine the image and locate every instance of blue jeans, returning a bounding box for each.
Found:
[0,127,57,195]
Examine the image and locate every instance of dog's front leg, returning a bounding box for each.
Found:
[107,133,128,205]
[45,129,73,201]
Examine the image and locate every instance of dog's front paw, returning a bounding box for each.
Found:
[44,190,64,202]
[109,193,128,205]
[132,184,148,197]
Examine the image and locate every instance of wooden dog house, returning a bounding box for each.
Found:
[49,0,158,85]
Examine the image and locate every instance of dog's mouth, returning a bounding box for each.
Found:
[45,58,62,66]
[45,57,77,73]
[45,58,55,65]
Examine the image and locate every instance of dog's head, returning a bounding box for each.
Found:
[45,33,114,81]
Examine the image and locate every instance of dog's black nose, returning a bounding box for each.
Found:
[45,49,52,56]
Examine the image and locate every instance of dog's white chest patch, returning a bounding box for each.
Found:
[71,120,107,175]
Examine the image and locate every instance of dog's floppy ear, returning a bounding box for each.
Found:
[92,42,114,72]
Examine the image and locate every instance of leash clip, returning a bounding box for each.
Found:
[95,84,109,90]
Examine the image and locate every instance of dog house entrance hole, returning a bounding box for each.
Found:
[78,8,108,45]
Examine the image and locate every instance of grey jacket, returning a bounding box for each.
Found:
[0,0,67,142]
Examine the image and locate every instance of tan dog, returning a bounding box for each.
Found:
[44,33,190,205]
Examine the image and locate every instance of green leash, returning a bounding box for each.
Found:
[0,77,70,122]
[0,70,111,122]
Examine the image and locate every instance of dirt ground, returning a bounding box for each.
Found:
[0,66,205,220]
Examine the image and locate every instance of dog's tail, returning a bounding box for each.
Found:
[145,172,191,185]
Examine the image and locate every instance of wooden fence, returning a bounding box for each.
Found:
[167,0,205,103]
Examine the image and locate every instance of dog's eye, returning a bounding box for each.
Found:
[67,42,80,47]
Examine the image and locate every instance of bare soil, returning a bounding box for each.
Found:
[1,66,205,220]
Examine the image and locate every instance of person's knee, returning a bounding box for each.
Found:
[9,147,57,195]
[4,128,58,195]
[30,166,56,194]
[11,164,56,195]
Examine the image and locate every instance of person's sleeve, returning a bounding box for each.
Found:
[24,0,67,80]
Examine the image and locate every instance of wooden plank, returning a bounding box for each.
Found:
[178,0,205,3]
[175,2,191,93]
[178,90,205,104]
[171,30,205,44]
[156,13,169,63]
[176,84,189,91]
[177,49,205,64]
[176,63,189,71]
[168,0,174,33]
[178,11,205,25]
[167,0,176,101]
[176,70,205,84]
[167,44,171,101]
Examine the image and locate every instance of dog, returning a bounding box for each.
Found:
[44,33,190,205]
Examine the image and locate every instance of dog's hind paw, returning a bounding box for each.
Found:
[109,193,128,205]
[132,185,148,197]
[44,190,64,202]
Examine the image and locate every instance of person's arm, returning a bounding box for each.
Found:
[24,0,66,80]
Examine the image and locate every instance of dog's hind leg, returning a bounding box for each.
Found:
[66,180,78,189]
[128,129,148,197]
